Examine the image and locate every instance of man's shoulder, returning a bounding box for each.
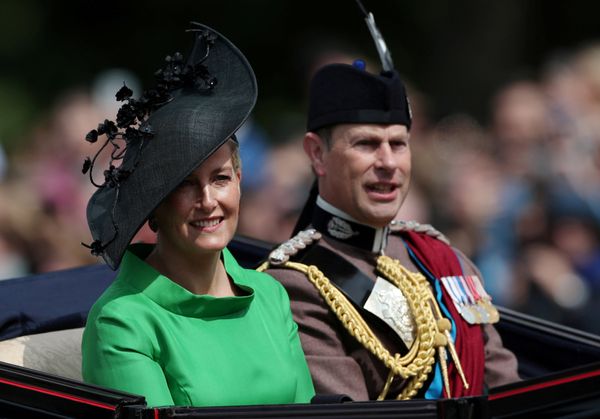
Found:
[265,266,308,288]
[261,229,325,287]
[246,265,296,297]
[388,220,450,245]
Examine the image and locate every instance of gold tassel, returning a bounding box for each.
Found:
[434,331,451,398]
[444,329,469,389]
[436,317,469,390]
[378,365,396,400]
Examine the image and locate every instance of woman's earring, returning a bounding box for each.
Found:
[148,217,158,232]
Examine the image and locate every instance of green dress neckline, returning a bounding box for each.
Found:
[119,244,254,318]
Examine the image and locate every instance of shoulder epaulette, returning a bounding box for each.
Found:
[267,229,322,266]
[389,220,450,245]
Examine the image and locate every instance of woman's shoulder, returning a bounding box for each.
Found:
[224,248,285,292]
[87,276,154,322]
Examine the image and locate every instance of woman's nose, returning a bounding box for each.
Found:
[197,186,217,211]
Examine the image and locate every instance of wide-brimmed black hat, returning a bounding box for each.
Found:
[84,23,257,269]
[306,63,411,132]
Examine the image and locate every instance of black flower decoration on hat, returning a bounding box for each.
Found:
[82,28,218,257]
[115,85,133,102]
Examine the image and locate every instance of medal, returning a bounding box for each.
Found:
[456,276,483,324]
[469,275,500,324]
[441,276,477,324]
[441,275,499,324]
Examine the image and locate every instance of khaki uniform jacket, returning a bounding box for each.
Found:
[266,231,520,400]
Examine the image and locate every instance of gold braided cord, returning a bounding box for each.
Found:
[375,256,441,399]
[271,259,440,400]
[256,261,269,272]
[383,256,469,392]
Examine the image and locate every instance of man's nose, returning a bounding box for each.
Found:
[375,143,395,170]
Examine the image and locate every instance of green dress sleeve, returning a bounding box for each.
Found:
[82,306,175,406]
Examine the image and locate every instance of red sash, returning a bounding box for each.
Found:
[403,231,485,397]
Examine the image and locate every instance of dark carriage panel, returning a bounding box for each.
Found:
[0,360,487,419]
[0,264,117,341]
[489,361,600,418]
[495,307,600,378]
[2,357,600,419]
[0,361,145,419]
[132,397,488,419]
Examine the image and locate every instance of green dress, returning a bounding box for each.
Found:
[82,244,314,407]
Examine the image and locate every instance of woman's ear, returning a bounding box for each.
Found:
[303,132,327,177]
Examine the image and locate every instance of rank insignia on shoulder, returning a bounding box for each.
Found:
[268,229,322,266]
[440,275,500,324]
[389,220,450,245]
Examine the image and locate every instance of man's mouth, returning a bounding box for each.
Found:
[367,184,397,193]
[364,182,400,202]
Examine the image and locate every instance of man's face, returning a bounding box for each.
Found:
[310,123,411,228]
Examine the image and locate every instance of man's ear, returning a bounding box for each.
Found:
[303,132,327,176]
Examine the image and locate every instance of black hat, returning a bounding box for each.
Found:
[306,63,412,132]
[84,23,257,269]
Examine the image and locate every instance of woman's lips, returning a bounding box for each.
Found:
[189,217,223,232]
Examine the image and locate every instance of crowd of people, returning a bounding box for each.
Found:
[0,41,599,335]
[409,43,600,333]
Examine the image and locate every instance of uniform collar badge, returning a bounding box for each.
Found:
[314,196,388,253]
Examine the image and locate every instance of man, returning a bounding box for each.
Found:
[262,61,520,400]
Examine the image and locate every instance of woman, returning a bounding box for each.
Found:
[81,24,314,407]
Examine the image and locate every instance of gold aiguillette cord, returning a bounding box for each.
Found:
[430,300,469,391]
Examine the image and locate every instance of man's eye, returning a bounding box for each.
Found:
[355,140,378,148]
[390,140,408,150]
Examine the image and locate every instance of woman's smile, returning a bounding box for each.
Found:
[189,216,224,232]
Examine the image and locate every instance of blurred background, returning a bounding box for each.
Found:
[1,0,600,333]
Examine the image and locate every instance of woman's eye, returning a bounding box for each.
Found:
[178,179,194,188]
[214,174,231,184]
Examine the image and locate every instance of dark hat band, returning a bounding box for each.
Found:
[308,108,411,132]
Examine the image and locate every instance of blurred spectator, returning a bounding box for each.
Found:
[236,117,271,192]
[0,144,6,181]
[238,134,313,243]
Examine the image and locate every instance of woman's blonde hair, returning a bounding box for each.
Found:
[228,138,242,171]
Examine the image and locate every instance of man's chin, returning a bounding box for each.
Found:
[358,208,398,228]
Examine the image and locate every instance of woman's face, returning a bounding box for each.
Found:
[153,143,241,257]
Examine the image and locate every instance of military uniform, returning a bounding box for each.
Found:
[263,199,519,400]
[269,23,520,399]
